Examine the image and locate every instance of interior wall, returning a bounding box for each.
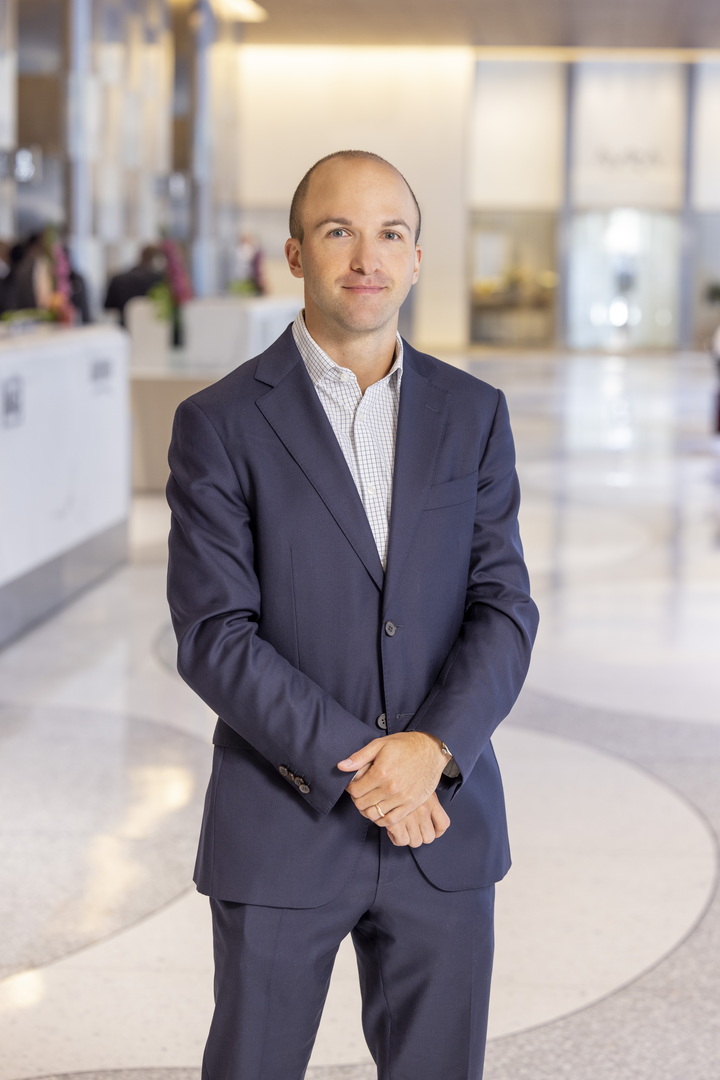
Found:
[236,45,474,350]
[468,61,566,211]
[692,62,720,211]
[571,62,686,209]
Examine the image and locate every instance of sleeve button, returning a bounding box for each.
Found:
[279,766,289,777]
[299,784,310,794]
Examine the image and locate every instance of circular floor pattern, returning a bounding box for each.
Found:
[28,1070,376,1080]
[0,703,210,979]
[484,691,720,1080]
[309,722,716,1059]
[3,696,718,1080]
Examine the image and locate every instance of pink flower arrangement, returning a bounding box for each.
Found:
[160,239,193,306]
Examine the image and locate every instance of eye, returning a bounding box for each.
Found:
[329,228,349,237]
[383,232,402,241]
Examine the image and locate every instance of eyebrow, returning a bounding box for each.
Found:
[313,217,412,234]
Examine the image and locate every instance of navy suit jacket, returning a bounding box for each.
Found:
[166,327,539,908]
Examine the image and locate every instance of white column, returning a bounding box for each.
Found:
[0,0,16,237]
[191,0,217,295]
[67,0,101,303]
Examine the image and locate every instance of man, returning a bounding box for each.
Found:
[167,150,538,1080]
[104,244,166,326]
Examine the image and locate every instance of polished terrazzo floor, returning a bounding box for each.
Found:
[1,350,719,1079]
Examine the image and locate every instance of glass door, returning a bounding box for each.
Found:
[567,209,681,349]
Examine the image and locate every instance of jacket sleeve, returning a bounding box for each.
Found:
[409,389,539,790]
[166,397,375,816]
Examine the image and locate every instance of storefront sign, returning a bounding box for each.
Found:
[572,63,686,209]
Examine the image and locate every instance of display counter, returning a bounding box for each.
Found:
[0,325,130,647]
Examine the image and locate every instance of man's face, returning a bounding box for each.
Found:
[285,158,422,337]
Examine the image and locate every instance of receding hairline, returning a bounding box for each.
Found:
[289,150,421,245]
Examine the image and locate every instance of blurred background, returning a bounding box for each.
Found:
[2,4,720,1080]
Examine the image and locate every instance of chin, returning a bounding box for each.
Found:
[336,303,398,334]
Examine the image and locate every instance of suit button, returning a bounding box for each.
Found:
[384,621,396,637]
[376,713,387,730]
[299,784,310,794]
[294,776,303,787]
[279,765,289,777]
[287,772,295,782]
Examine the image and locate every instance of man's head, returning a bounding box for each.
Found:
[285,151,422,341]
[289,151,421,245]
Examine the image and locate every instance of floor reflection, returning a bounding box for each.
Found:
[0,704,209,979]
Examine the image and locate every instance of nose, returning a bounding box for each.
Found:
[350,236,381,277]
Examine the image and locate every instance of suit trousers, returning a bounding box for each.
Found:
[202,824,495,1080]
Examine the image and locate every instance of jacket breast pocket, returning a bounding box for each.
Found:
[425,471,477,511]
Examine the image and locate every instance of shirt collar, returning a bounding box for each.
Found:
[292,310,403,390]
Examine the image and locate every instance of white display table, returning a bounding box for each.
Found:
[0,325,130,647]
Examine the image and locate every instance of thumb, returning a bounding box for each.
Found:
[337,740,382,771]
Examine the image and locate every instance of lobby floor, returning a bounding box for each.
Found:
[1,350,719,1079]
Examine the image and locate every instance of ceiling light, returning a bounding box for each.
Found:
[212,0,268,21]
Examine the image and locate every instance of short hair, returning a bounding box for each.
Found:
[289,150,421,245]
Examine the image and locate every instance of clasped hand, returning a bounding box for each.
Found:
[338,731,451,848]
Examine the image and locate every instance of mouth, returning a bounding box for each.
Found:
[342,285,387,294]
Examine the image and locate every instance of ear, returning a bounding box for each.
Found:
[285,237,304,279]
[412,244,422,285]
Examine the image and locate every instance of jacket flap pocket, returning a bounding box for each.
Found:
[425,471,477,511]
[213,717,254,751]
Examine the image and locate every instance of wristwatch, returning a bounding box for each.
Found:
[439,741,460,778]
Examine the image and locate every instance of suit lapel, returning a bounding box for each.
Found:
[255,335,384,592]
[383,349,449,610]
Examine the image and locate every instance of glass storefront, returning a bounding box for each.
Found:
[567,209,682,350]
[469,210,559,346]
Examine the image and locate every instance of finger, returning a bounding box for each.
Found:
[405,816,425,848]
[344,762,372,790]
[430,801,451,837]
[419,809,437,845]
[337,740,384,772]
[387,823,410,847]
[352,799,391,826]
[352,786,401,814]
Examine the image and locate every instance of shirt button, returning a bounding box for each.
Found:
[367,484,376,496]
[376,713,387,730]
[384,621,396,637]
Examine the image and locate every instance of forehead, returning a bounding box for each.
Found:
[304,158,416,221]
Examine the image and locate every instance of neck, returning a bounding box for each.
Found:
[303,306,399,394]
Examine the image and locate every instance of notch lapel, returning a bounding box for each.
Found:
[383,351,449,610]
[256,348,384,592]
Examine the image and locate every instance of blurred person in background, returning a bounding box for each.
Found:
[0,240,11,315]
[710,321,720,433]
[0,228,78,325]
[104,244,167,326]
[65,246,92,324]
[3,233,54,313]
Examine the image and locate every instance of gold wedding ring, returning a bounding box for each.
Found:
[375,803,385,819]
